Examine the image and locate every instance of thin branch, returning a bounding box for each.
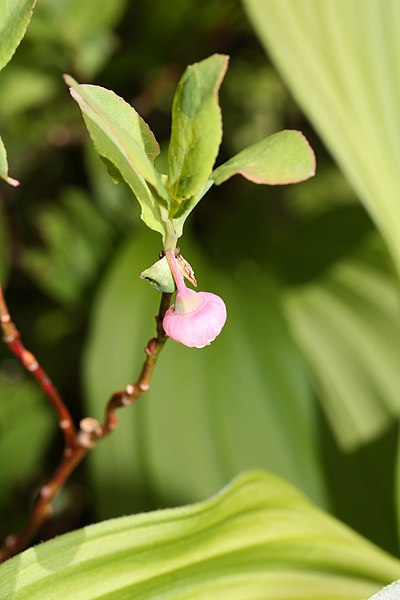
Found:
[0,289,172,563]
[78,291,172,446]
[0,286,77,448]
[0,446,87,561]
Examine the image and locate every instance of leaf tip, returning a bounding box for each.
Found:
[215,53,230,66]
[1,175,20,188]
[212,53,230,85]
[294,129,317,178]
[62,73,72,86]
[63,74,79,97]
[287,129,317,178]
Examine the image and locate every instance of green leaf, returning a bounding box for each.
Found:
[1,471,399,599]
[284,235,400,450]
[64,75,168,236]
[168,54,228,204]
[84,232,326,519]
[212,130,315,185]
[171,129,315,256]
[0,0,36,72]
[242,0,400,274]
[395,427,400,547]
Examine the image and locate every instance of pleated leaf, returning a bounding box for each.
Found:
[284,237,400,449]
[242,0,400,273]
[1,471,400,599]
[212,130,315,185]
[64,76,168,236]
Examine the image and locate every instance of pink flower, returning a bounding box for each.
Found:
[163,251,227,348]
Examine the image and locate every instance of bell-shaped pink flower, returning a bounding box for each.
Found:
[163,251,227,348]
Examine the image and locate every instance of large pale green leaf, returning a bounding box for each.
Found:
[83,231,326,519]
[64,76,168,236]
[168,54,228,204]
[0,0,36,72]
[242,0,400,274]
[212,130,315,185]
[1,471,399,599]
[284,235,400,450]
[395,428,400,547]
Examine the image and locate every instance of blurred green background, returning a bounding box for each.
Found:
[1,0,400,559]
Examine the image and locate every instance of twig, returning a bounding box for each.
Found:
[0,286,77,448]
[95,291,172,440]
[0,287,172,563]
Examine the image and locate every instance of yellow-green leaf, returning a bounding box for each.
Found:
[64,75,168,236]
[243,0,400,274]
[212,130,315,185]
[168,54,228,204]
[1,471,399,599]
[284,236,400,450]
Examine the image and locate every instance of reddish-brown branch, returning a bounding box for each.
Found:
[0,287,172,563]
[0,446,87,560]
[0,286,77,448]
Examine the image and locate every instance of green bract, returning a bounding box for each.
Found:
[0,0,37,186]
[66,54,316,246]
[140,255,175,292]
